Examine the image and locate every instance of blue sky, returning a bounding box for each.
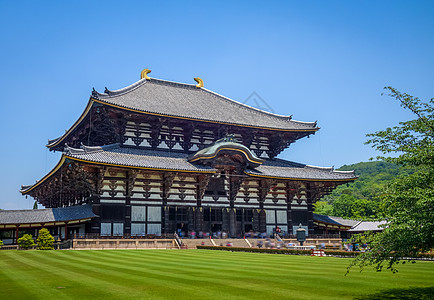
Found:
[1,0,433,209]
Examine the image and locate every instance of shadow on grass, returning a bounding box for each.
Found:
[355,286,434,300]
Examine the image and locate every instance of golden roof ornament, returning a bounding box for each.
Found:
[141,69,151,80]
[194,77,204,88]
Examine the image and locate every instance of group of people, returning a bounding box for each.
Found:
[177,227,288,240]
[178,230,279,239]
[255,239,313,249]
[344,242,369,252]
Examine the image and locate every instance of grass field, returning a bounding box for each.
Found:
[0,250,432,299]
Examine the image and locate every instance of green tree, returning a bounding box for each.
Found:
[331,194,356,218]
[36,228,55,250]
[33,201,38,210]
[350,199,379,219]
[348,87,434,273]
[314,200,333,216]
[0,240,3,249]
[315,161,413,220]
[17,234,35,249]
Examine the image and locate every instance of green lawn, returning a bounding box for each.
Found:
[0,250,432,299]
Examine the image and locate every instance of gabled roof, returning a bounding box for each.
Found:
[313,214,387,232]
[21,144,216,194]
[93,78,318,131]
[246,159,357,181]
[313,214,359,227]
[348,221,386,232]
[23,143,356,195]
[64,144,216,173]
[48,76,319,149]
[0,205,95,225]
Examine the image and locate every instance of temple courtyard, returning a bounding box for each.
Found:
[0,249,432,299]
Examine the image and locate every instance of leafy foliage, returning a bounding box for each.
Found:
[348,87,434,273]
[315,161,414,219]
[0,240,3,248]
[36,228,54,250]
[17,234,35,249]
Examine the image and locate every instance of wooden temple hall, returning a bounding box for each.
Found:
[17,69,357,239]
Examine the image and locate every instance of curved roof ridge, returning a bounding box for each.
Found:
[0,207,52,213]
[94,78,148,98]
[48,137,61,145]
[64,143,105,155]
[334,170,356,175]
[291,119,317,126]
[188,139,264,168]
[148,77,197,88]
[351,221,363,229]
[305,165,334,171]
[80,143,105,153]
[97,77,198,99]
[64,144,85,155]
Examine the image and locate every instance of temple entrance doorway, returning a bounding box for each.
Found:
[211,223,222,233]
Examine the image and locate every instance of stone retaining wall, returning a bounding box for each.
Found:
[73,239,177,250]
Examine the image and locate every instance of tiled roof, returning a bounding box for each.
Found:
[313,214,359,227]
[23,144,356,194]
[93,78,318,131]
[313,214,386,231]
[65,144,216,172]
[0,205,95,225]
[246,158,357,181]
[348,221,386,232]
[65,144,355,181]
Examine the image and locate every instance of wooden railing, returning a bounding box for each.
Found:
[73,233,175,239]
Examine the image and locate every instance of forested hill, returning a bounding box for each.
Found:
[314,161,414,220]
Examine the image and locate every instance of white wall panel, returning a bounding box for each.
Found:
[131,206,146,222]
[100,223,111,236]
[147,207,161,222]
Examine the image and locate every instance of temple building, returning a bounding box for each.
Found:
[19,69,357,238]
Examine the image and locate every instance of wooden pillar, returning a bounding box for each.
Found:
[287,202,293,237]
[222,208,229,233]
[187,207,194,232]
[258,209,266,233]
[15,225,19,244]
[124,170,137,235]
[307,199,314,235]
[162,206,170,234]
[161,173,175,234]
[240,208,245,236]
[195,174,210,234]
[228,208,236,238]
[252,209,260,232]
[195,207,203,233]
[286,182,297,237]
[124,197,131,235]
